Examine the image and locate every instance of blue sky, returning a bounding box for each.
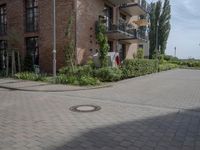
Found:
[147,0,200,59]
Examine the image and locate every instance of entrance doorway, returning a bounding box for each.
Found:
[118,43,126,62]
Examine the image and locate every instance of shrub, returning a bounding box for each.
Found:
[55,74,100,86]
[158,63,178,72]
[136,48,144,59]
[59,65,93,77]
[94,67,122,82]
[55,74,78,85]
[169,60,200,68]
[15,72,47,81]
[87,57,96,69]
[158,54,165,64]
[164,55,178,61]
[79,76,100,86]
[121,59,158,79]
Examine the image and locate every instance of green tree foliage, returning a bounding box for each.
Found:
[149,2,157,58]
[159,0,171,54]
[149,0,171,58]
[64,13,76,69]
[96,22,109,68]
[136,48,144,59]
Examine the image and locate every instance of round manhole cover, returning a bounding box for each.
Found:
[70,105,101,113]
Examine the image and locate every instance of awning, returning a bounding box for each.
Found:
[133,19,149,26]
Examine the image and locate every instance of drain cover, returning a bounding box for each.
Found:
[70,105,101,113]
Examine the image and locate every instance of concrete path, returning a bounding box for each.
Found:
[0,69,200,150]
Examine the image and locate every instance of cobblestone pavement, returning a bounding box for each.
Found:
[0,69,200,150]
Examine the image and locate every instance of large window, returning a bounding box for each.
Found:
[26,37,39,65]
[25,0,38,32]
[103,5,113,30]
[0,4,7,35]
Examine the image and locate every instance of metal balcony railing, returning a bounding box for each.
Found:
[120,0,151,13]
[105,20,148,41]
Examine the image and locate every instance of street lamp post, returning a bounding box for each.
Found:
[52,0,56,78]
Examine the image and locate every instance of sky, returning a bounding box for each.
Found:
[147,0,200,59]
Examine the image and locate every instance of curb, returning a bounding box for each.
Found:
[0,84,112,92]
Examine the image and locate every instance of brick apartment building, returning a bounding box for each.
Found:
[0,0,149,73]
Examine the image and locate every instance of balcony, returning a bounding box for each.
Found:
[106,0,134,5]
[120,0,150,16]
[104,20,148,43]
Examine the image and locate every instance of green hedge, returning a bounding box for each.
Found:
[59,65,93,77]
[15,72,47,81]
[170,60,200,68]
[94,67,122,82]
[55,75,100,86]
[121,59,158,78]
[159,63,178,72]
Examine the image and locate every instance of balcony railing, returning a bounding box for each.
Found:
[104,20,148,41]
[120,0,151,14]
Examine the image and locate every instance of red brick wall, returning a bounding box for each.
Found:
[0,0,75,73]
[76,0,104,64]
[0,0,25,56]
[38,0,75,73]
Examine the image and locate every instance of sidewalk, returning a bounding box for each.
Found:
[0,78,111,92]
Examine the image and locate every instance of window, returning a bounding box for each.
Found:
[0,40,7,70]
[108,41,113,52]
[25,0,38,32]
[103,5,113,30]
[139,44,144,49]
[26,37,39,65]
[0,4,7,35]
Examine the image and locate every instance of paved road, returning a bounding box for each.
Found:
[0,69,200,150]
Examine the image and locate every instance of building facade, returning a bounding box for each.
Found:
[0,0,149,73]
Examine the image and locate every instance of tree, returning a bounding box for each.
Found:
[64,12,76,70]
[159,0,171,54]
[149,0,171,58]
[96,22,109,67]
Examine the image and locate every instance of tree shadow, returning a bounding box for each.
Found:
[52,108,200,150]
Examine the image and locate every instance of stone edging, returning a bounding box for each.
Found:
[0,84,112,92]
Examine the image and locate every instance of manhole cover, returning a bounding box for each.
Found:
[70,105,101,113]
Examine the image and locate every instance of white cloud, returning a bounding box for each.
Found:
[147,0,200,58]
[167,0,200,58]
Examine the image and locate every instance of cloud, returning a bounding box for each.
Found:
[167,0,200,58]
[147,0,200,58]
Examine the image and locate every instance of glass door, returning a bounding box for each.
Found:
[103,5,113,30]
[118,43,126,62]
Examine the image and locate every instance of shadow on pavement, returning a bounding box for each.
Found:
[53,108,200,150]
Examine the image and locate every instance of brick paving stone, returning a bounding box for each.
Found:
[0,69,200,150]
